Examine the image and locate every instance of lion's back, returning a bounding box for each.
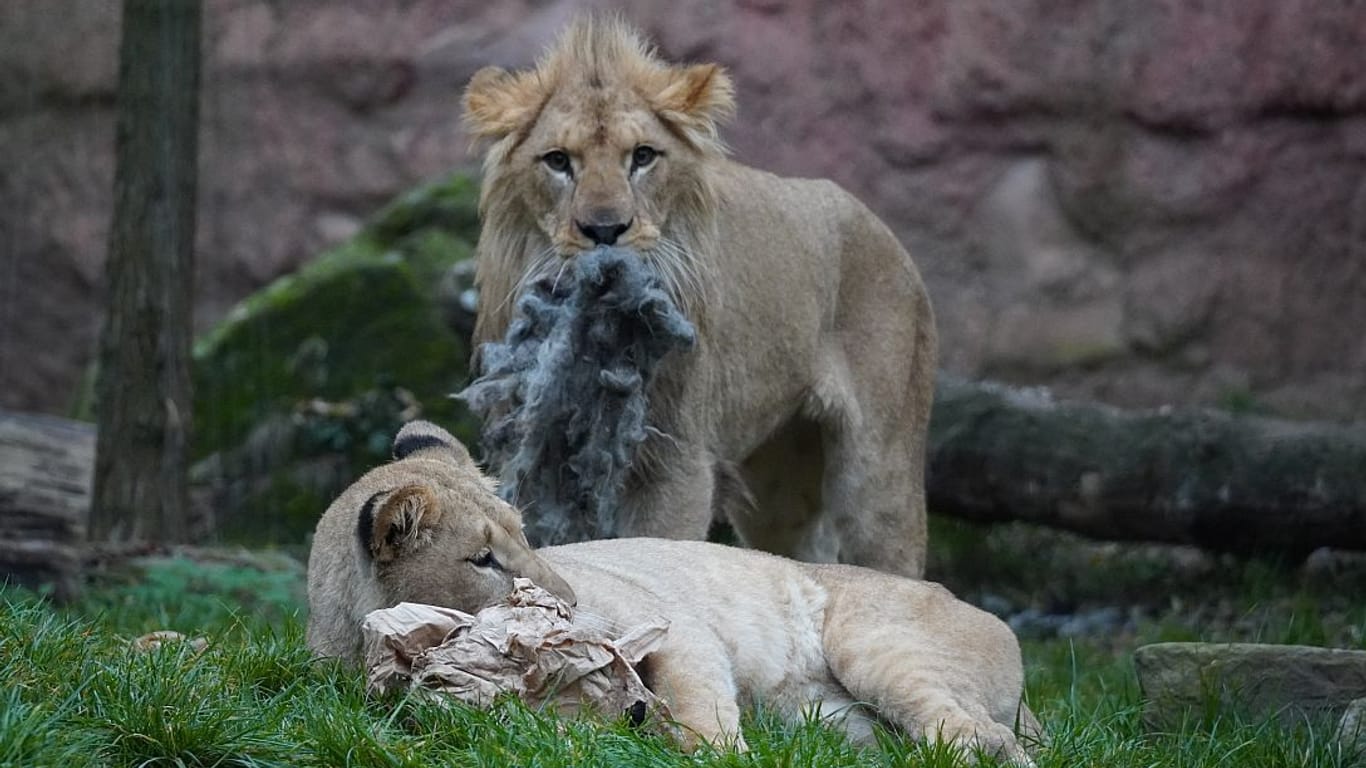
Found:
[707,160,918,288]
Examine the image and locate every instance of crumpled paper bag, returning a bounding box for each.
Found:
[362,578,671,727]
[130,630,208,654]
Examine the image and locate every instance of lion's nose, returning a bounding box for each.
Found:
[577,219,631,246]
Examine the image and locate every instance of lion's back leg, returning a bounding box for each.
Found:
[812,248,937,578]
[816,399,926,577]
[818,570,1035,765]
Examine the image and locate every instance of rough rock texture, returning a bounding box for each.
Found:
[188,173,478,458]
[0,409,91,600]
[3,1,1365,418]
[183,172,482,542]
[1135,642,1366,730]
[1340,697,1366,753]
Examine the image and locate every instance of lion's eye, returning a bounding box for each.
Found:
[542,150,572,175]
[631,145,658,171]
[469,548,500,569]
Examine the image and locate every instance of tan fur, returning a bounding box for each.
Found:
[307,423,1038,764]
[461,17,939,576]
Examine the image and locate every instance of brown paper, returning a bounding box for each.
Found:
[362,579,671,727]
[130,630,209,654]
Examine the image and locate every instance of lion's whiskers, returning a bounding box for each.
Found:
[494,236,709,327]
[498,244,559,316]
[550,257,571,294]
[646,236,711,314]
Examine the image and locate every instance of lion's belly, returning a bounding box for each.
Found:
[541,539,853,713]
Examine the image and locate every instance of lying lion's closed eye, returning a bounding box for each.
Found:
[469,548,501,569]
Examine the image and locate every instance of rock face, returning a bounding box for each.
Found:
[1135,642,1366,730]
[191,173,479,458]
[185,172,482,542]
[3,1,1365,418]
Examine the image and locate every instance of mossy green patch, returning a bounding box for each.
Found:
[188,171,483,543]
[193,250,465,454]
[365,172,481,278]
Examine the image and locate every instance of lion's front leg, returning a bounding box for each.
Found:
[645,641,748,752]
[616,440,715,541]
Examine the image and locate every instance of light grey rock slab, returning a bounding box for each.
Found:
[1135,642,1366,731]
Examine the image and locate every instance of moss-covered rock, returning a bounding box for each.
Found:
[191,172,483,543]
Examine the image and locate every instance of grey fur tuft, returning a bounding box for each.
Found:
[457,247,695,545]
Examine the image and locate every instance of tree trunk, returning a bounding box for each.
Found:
[91,0,202,543]
[927,375,1366,558]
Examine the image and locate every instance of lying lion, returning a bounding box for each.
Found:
[462,16,939,577]
[307,422,1038,764]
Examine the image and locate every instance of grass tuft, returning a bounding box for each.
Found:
[0,688,103,768]
[81,640,294,766]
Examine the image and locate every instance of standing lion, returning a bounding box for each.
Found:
[462,17,938,577]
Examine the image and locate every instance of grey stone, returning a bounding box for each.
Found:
[1006,605,1131,640]
[1007,609,1067,639]
[978,592,1014,619]
[1135,643,1366,731]
[1058,607,1125,638]
[1339,698,1366,756]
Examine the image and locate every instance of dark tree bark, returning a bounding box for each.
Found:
[927,375,1366,558]
[91,0,202,542]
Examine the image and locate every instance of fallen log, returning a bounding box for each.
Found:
[0,409,93,598]
[927,375,1366,558]
[7,373,1364,570]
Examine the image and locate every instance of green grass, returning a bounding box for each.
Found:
[2,546,1363,768]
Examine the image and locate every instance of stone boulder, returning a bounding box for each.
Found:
[1135,642,1366,731]
[187,172,481,543]
[1340,698,1366,753]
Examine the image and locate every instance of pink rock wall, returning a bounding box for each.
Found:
[3,0,1364,417]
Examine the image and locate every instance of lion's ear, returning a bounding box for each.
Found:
[367,484,443,564]
[392,421,474,467]
[648,63,735,151]
[463,66,546,140]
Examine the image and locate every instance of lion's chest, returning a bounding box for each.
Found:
[718,574,849,714]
